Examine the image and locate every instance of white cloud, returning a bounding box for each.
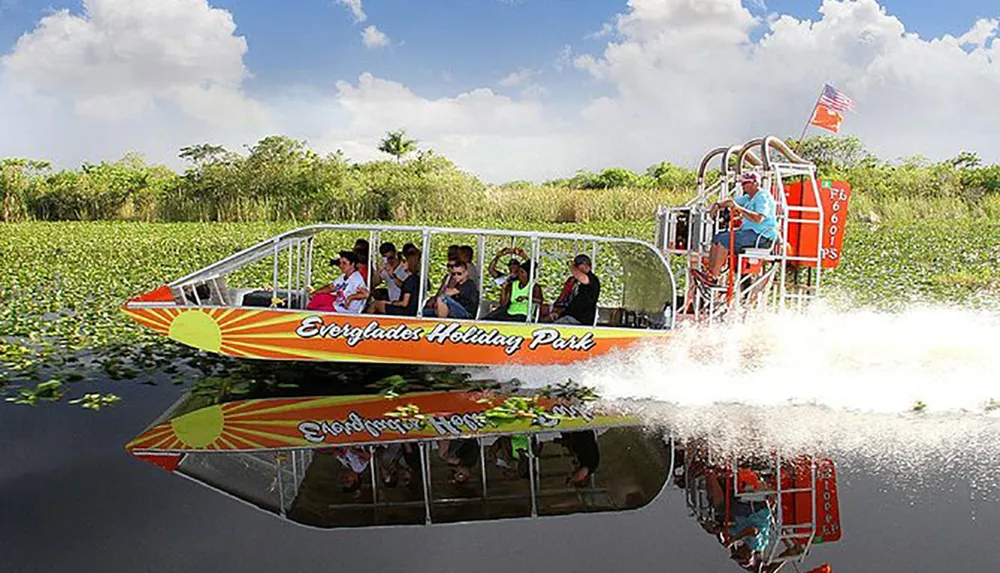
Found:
[497,68,536,87]
[497,68,549,101]
[0,0,269,167]
[361,24,390,48]
[334,0,366,23]
[958,18,998,48]
[587,22,614,40]
[306,73,584,181]
[331,73,547,138]
[553,44,574,71]
[1,0,266,127]
[4,0,1000,185]
[564,0,1000,172]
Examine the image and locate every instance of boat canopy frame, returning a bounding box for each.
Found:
[162,223,679,331]
[163,427,677,530]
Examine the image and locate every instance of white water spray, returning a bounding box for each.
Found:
[484,304,1000,415]
[476,305,1000,485]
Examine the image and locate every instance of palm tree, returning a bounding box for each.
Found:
[378,129,418,163]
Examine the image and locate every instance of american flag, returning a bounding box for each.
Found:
[818,84,854,113]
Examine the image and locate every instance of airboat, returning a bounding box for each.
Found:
[122,135,850,366]
[126,387,665,527]
[126,383,842,573]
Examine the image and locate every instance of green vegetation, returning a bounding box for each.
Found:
[2,132,999,408]
[2,134,1000,224]
[1,219,997,410]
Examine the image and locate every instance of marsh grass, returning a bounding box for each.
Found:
[1,219,998,407]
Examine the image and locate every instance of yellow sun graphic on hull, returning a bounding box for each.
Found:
[171,406,225,448]
[167,310,223,352]
[122,304,674,366]
[126,398,365,452]
[121,306,399,362]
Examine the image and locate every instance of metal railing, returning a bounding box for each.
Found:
[153,223,677,332]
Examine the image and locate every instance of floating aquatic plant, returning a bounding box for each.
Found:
[1,220,997,409]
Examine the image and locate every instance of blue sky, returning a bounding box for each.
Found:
[1,0,996,98]
[1,0,999,180]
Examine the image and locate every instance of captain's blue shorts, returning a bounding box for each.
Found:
[712,229,773,252]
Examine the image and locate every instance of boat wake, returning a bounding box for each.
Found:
[476,304,1000,490]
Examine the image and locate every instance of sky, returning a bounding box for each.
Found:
[1,0,999,182]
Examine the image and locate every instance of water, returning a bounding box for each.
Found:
[483,305,1000,502]
[484,305,1000,414]
[3,306,1000,571]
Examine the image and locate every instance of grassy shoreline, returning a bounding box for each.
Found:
[1,219,997,407]
[5,135,1000,224]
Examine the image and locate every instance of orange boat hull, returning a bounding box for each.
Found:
[125,390,638,453]
[121,304,671,366]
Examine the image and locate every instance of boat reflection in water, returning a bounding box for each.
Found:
[673,440,841,573]
[126,373,841,572]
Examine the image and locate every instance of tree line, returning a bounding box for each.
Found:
[2,131,999,223]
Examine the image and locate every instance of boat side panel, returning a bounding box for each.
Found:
[121,305,671,366]
[125,391,637,453]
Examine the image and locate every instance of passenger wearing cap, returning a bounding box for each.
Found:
[693,172,779,286]
[487,247,527,287]
[544,254,600,325]
[484,259,543,322]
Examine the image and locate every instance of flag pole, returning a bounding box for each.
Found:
[793,88,822,152]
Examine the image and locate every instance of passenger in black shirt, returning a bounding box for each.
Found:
[373,249,422,317]
[385,272,420,316]
[557,430,600,487]
[425,260,479,319]
[545,254,600,325]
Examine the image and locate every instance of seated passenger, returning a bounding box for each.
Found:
[371,241,408,302]
[423,260,479,319]
[332,445,371,495]
[399,442,423,488]
[488,435,533,479]
[371,248,422,317]
[375,443,404,488]
[438,438,479,486]
[353,238,370,282]
[550,274,577,316]
[698,463,774,570]
[725,499,774,570]
[432,245,462,299]
[457,245,480,283]
[692,172,778,287]
[306,250,369,313]
[487,247,526,287]
[543,254,600,325]
[556,430,600,487]
[484,259,543,322]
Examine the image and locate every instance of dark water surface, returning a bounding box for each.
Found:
[2,376,999,573]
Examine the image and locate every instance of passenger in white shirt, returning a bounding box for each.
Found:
[307,250,369,314]
[372,242,409,302]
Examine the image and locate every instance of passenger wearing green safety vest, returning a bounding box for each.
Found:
[484,259,544,322]
[488,434,534,479]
